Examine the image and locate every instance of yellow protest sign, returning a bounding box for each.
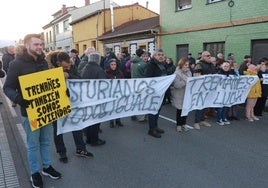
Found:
[19,67,72,131]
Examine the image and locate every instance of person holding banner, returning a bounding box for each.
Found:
[171,58,192,132]
[105,58,125,128]
[46,51,94,163]
[3,34,61,188]
[81,52,106,146]
[227,61,240,121]
[244,64,262,122]
[215,62,232,125]
[193,51,216,129]
[145,49,166,138]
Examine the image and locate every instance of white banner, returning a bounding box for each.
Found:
[57,75,175,134]
[181,74,259,116]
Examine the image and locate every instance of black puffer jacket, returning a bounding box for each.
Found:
[194,60,216,75]
[145,58,167,77]
[3,46,48,116]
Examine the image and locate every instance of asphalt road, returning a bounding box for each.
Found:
[2,96,268,188]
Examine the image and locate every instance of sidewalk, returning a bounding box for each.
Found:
[0,112,20,188]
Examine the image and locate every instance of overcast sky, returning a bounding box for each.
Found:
[0,0,159,41]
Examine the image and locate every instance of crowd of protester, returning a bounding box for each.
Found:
[1,33,268,188]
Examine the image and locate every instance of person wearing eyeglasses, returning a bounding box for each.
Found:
[193,51,216,130]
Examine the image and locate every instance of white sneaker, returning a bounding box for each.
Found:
[185,124,194,129]
[252,116,260,121]
[216,120,224,126]
[182,125,189,132]
[247,118,254,122]
[222,119,230,125]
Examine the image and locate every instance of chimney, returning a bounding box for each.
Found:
[61,4,67,14]
[146,1,149,9]
[85,0,90,6]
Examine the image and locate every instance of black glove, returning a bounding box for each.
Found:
[66,88,70,98]
[15,95,31,108]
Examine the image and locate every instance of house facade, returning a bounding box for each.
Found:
[70,2,158,55]
[43,5,77,52]
[160,0,268,63]
[98,16,159,56]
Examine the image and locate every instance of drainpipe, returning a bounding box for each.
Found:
[96,10,100,50]
[110,0,114,32]
[104,0,106,32]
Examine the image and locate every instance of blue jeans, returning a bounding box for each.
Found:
[216,107,227,122]
[22,116,52,174]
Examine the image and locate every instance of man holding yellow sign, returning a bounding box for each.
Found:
[3,34,62,188]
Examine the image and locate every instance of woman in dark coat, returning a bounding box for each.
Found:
[105,58,124,128]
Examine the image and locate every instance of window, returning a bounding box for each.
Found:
[63,20,70,32]
[207,0,224,4]
[55,24,59,34]
[91,41,96,49]
[176,0,192,11]
[252,39,268,64]
[176,44,189,62]
[121,47,128,52]
[83,45,87,52]
[138,45,146,51]
[46,33,48,44]
[49,31,52,43]
[204,42,225,57]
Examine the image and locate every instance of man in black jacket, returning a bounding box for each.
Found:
[3,34,61,188]
[145,49,166,138]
